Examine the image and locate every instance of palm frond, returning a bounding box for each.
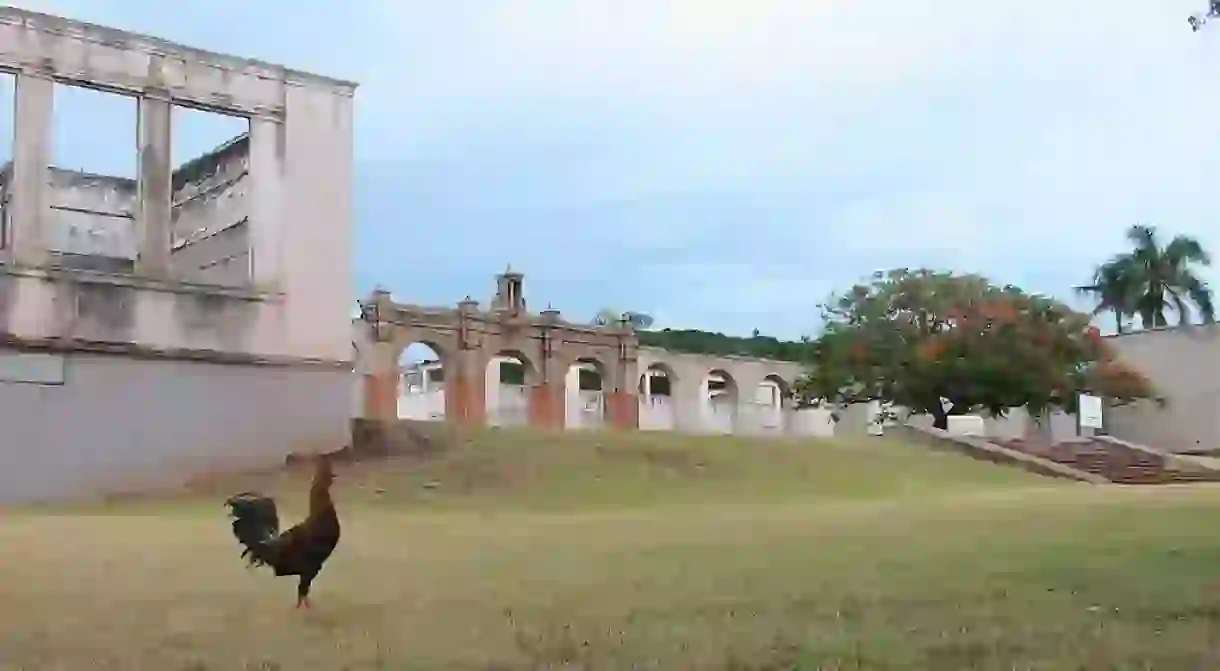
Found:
[1165,234,1211,267]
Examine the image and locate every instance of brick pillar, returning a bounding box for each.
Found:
[445,352,486,427]
[529,382,564,430]
[363,372,399,422]
[605,391,639,431]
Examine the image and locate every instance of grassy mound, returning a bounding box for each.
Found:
[7,430,1220,668]
[40,428,1052,515]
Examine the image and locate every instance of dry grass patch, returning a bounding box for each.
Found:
[7,432,1218,668]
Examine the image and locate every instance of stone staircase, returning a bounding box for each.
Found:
[998,437,1220,484]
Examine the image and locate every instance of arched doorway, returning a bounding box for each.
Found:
[753,374,791,435]
[703,369,738,435]
[638,363,677,431]
[485,350,536,427]
[397,342,446,421]
[565,357,606,430]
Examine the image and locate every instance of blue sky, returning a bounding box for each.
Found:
[6,0,1220,340]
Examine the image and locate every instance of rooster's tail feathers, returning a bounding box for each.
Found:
[224,492,280,567]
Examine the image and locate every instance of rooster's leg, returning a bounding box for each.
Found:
[296,574,315,609]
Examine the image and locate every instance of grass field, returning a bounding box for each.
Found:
[4,429,1220,669]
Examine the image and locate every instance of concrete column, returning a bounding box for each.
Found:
[8,72,54,266]
[248,117,284,285]
[136,93,172,278]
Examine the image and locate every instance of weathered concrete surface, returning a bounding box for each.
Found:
[357,273,638,429]
[636,347,807,434]
[1105,326,1220,453]
[1,137,250,280]
[0,6,356,364]
[357,271,819,436]
[0,351,350,505]
[0,8,358,504]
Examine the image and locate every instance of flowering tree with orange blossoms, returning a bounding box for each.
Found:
[794,268,1164,431]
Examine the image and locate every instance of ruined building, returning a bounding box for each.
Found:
[0,134,251,281]
[0,7,357,504]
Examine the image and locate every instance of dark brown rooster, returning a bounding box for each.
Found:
[224,455,341,609]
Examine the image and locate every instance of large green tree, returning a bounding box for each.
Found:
[794,269,1161,431]
[1080,224,1214,330]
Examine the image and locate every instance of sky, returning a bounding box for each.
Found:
[4,0,1220,341]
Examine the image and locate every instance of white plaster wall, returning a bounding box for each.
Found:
[636,347,805,437]
[791,408,835,437]
[946,415,986,437]
[485,354,529,427]
[639,394,676,431]
[984,409,1029,441]
[0,8,351,118]
[1105,327,1220,452]
[277,84,355,364]
[565,362,605,429]
[4,173,322,362]
[393,357,447,421]
[0,351,350,505]
[743,380,785,436]
[171,139,248,243]
[170,137,251,285]
[44,172,137,260]
[397,389,445,421]
[703,396,736,435]
[170,223,250,286]
[0,10,356,365]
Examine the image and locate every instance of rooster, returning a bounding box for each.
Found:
[224,455,341,609]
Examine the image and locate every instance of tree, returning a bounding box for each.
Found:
[637,328,813,361]
[1075,256,1139,334]
[793,268,1162,431]
[1082,225,1214,330]
[1189,1,1220,31]
[591,308,654,329]
[590,309,812,361]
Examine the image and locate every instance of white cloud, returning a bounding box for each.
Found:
[14,0,1220,337]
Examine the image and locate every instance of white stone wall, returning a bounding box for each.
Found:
[0,6,357,364]
[170,135,251,285]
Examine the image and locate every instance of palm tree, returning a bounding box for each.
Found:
[1080,224,1215,331]
[1076,256,1139,334]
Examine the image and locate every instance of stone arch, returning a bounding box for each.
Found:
[703,368,739,435]
[638,362,677,398]
[389,325,457,363]
[760,374,792,405]
[485,348,540,427]
[395,337,450,422]
[565,355,608,430]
